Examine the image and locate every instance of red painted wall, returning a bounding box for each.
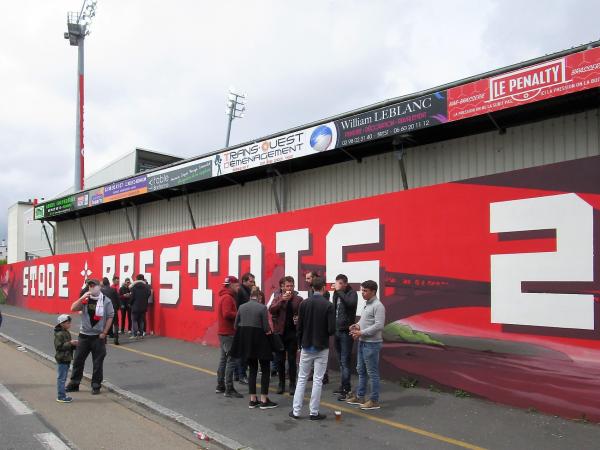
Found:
[2,156,599,421]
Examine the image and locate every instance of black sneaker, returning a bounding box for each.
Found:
[224,388,243,398]
[91,388,100,395]
[260,399,278,409]
[249,400,260,409]
[310,413,327,421]
[239,376,248,385]
[215,385,226,394]
[337,391,351,402]
[288,410,300,419]
[333,387,345,395]
[65,384,79,393]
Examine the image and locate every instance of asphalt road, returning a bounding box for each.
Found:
[1,304,599,450]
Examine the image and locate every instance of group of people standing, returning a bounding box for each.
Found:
[216,271,386,420]
[100,274,153,343]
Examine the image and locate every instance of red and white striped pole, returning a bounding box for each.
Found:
[75,37,85,191]
[66,1,96,192]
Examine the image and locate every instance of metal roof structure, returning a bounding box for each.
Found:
[35,40,600,222]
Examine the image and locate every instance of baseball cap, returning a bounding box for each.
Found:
[57,314,71,325]
[223,275,239,285]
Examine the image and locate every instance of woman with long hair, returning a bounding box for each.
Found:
[231,287,278,409]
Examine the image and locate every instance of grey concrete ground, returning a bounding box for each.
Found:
[0,338,206,450]
[0,384,72,450]
[1,304,599,450]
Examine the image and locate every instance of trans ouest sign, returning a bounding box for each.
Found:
[6,156,600,422]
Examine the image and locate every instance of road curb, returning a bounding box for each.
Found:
[0,332,253,450]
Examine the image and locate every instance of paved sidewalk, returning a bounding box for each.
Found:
[0,338,203,450]
[1,304,599,450]
[0,379,72,450]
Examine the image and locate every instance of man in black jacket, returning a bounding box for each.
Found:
[305,271,330,300]
[304,270,331,385]
[290,277,335,420]
[119,279,132,334]
[331,274,358,399]
[236,272,255,309]
[234,272,255,384]
[101,277,121,345]
[130,274,151,339]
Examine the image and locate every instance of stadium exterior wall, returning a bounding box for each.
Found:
[3,154,600,421]
[55,108,600,254]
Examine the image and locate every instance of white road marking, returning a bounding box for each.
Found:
[0,382,33,415]
[34,432,71,450]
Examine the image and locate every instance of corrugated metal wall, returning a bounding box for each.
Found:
[405,110,600,187]
[56,108,600,254]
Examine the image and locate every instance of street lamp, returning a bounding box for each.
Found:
[225,88,246,147]
[64,0,98,191]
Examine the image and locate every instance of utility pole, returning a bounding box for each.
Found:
[64,0,98,191]
[225,88,246,147]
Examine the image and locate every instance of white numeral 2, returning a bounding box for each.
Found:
[490,193,594,330]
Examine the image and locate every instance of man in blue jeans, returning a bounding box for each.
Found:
[331,274,358,401]
[346,280,385,410]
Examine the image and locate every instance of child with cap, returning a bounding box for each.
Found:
[54,314,78,403]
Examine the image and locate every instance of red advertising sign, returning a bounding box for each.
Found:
[448,46,600,121]
[2,156,600,421]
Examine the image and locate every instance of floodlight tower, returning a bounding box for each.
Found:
[64,0,97,191]
[225,88,246,147]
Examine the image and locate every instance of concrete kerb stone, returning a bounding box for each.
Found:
[0,332,253,450]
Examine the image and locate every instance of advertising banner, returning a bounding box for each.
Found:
[42,195,77,218]
[103,175,148,203]
[213,122,338,175]
[34,205,45,220]
[75,192,89,208]
[448,46,600,121]
[148,159,213,192]
[335,92,448,147]
[4,155,600,421]
[89,187,104,206]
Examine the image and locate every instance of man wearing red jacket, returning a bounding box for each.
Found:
[216,276,243,398]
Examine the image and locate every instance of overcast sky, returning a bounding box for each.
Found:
[1,0,599,241]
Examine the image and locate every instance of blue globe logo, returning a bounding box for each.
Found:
[310,125,333,152]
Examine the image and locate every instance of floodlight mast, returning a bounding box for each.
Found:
[64,0,97,191]
[225,89,246,147]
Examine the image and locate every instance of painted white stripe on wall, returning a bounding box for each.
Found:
[0,383,33,415]
[34,432,71,450]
